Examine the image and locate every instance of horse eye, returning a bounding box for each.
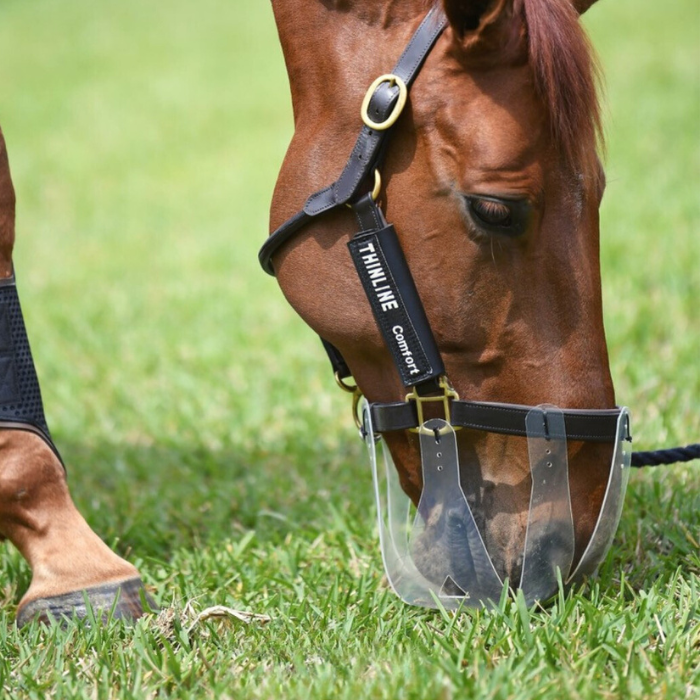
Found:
[465,195,530,237]
[470,198,512,226]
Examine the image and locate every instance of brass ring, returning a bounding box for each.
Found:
[352,390,363,432]
[361,74,408,131]
[371,169,382,201]
[335,371,358,394]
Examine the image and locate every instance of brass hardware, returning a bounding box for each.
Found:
[335,372,358,394]
[335,372,363,431]
[344,169,381,210]
[371,169,382,201]
[352,389,363,432]
[406,376,460,435]
[361,74,408,131]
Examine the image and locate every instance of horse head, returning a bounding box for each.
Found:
[267,0,626,601]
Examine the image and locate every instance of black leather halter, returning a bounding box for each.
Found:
[259,9,448,276]
[259,7,628,444]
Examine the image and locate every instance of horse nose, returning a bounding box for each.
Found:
[483,512,578,598]
[411,503,526,598]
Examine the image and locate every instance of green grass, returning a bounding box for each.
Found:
[0,0,698,698]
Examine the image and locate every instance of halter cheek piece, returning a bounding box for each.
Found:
[258,7,629,447]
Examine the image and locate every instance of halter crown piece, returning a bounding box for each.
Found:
[259,7,633,608]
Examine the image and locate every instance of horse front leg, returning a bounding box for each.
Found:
[0,128,152,626]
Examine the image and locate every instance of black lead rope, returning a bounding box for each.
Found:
[632,444,700,468]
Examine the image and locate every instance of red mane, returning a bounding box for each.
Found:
[522,0,603,173]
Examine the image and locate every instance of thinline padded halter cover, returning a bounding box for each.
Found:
[0,275,62,465]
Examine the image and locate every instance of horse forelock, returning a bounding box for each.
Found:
[432,0,603,180]
[521,0,603,179]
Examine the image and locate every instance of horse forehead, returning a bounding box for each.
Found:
[413,64,547,168]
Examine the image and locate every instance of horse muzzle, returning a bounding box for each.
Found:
[362,400,632,609]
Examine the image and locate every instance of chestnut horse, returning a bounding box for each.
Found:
[0,0,614,623]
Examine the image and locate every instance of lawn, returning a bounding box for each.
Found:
[0,1,698,698]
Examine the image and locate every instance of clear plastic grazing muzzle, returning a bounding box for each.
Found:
[363,401,632,609]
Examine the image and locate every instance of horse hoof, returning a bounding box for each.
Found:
[16,577,156,627]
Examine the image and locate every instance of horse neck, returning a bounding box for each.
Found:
[272,0,429,122]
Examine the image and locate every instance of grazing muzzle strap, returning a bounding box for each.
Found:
[0,274,63,466]
[369,398,627,443]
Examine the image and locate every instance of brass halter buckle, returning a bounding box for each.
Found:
[361,74,408,131]
[406,376,460,436]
